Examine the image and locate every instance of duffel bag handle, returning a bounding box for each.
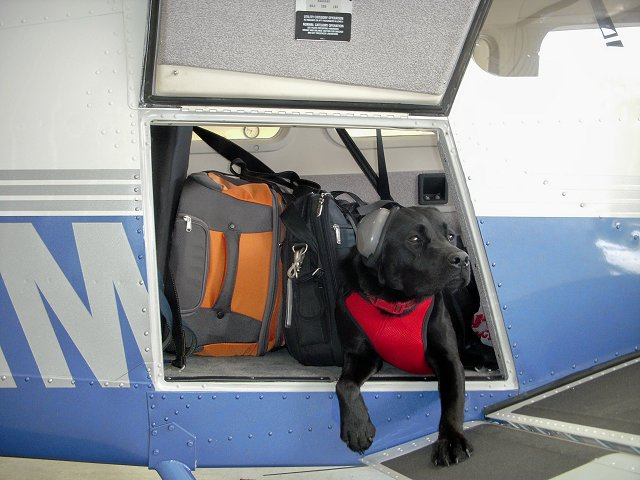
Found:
[229,159,320,197]
[193,126,274,174]
[193,126,320,197]
[331,190,367,207]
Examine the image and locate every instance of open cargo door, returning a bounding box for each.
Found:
[143,0,490,115]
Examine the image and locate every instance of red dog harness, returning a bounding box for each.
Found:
[343,292,434,375]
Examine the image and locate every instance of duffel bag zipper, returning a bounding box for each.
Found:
[332,224,341,245]
[317,194,347,365]
[331,224,354,246]
[175,213,210,314]
[177,213,208,233]
[183,215,192,232]
[285,243,309,328]
[312,193,339,300]
[316,192,326,217]
[258,190,283,355]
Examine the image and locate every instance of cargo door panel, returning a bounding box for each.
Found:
[144,0,489,114]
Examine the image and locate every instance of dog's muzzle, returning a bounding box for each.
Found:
[446,250,471,289]
[448,251,470,268]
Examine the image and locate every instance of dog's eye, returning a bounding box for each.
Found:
[408,235,421,243]
[447,233,455,243]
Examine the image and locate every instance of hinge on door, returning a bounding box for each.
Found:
[180,105,412,121]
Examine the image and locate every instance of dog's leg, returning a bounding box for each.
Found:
[336,347,381,454]
[426,294,473,466]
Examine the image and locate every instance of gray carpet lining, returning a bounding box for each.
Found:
[165,348,424,381]
[164,348,499,382]
[157,0,479,95]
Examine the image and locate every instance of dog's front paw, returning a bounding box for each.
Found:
[341,416,376,454]
[431,431,473,467]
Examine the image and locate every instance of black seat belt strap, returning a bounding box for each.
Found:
[335,128,379,192]
[375,129,392,201]
[335,128,393,201]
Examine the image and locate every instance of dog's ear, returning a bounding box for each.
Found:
[376,260,387,286]
[374,248,406,291]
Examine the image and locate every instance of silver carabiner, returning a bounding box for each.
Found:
[287,244,308,279]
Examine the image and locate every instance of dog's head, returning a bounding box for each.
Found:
[356,206,471,298]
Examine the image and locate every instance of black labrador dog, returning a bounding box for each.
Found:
[335,206,473,466]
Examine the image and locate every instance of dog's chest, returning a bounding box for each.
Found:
[343,292,434,375]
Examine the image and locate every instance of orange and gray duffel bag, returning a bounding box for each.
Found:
[167,127,317,368]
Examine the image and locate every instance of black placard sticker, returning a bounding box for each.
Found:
[295,0,352,42]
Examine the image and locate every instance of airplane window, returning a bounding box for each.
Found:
[474,0,638,77]
[451,5,639,219]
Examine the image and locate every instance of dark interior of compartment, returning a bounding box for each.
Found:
[151,125,500,382]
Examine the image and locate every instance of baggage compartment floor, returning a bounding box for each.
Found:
[165,348,341,382]
[164,348,501,382]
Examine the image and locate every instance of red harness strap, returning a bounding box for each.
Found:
[344,292,434,375]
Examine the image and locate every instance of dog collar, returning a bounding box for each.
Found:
[366,295,418,315]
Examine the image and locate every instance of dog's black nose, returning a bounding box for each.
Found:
[448,252,470,268]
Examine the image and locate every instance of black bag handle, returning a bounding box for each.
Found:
[165,268,186,368]
[331,190,367,207]
[280,203,320,254]
[193,126,320,196]
[193,126,274,174]
[229,159,320,196]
